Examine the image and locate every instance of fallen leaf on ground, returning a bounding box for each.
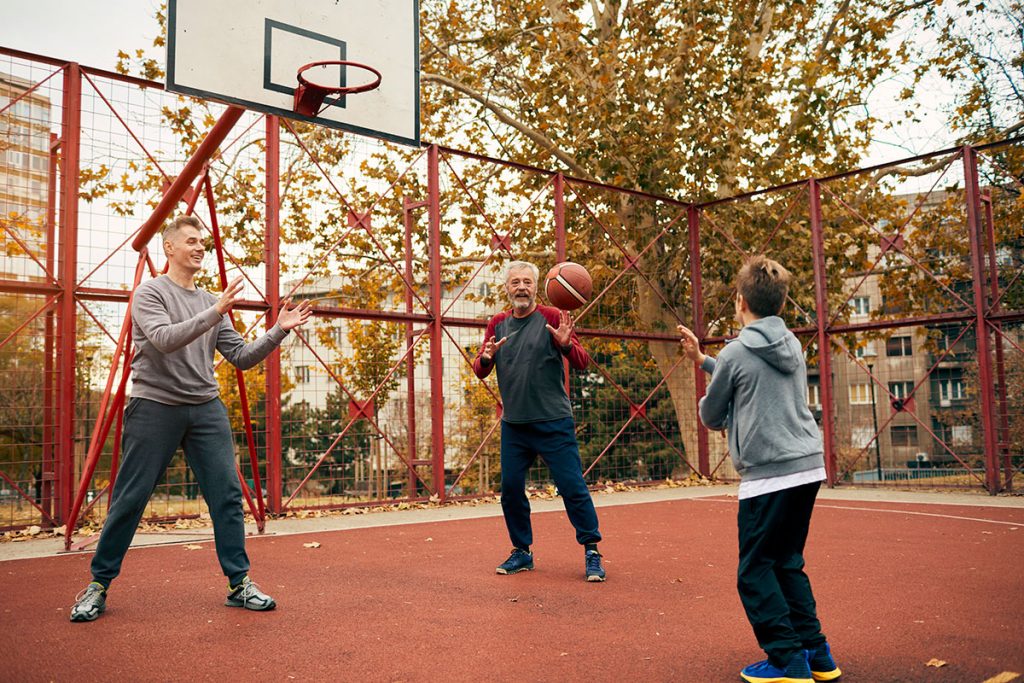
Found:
[926,659,947,668]
[981,673,1020,683]
[303,542,321,549]
[183,544,202,551]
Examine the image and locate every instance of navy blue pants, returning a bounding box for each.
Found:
[500,417,601,549]
[91,397,250,587]
[737,481,827,667]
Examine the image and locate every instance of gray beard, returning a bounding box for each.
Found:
[511,296,533,312]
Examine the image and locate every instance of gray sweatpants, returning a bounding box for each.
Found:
[90,397,250,587]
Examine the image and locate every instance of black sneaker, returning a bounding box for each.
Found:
[70,582,107,622]
[806,643,842,681]
[495,548,534,575]
[585,549,606,582]
[225,577,276,611]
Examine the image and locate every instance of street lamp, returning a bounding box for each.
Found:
[867,363,883,482]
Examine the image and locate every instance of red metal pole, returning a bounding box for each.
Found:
[265,115,283,513]
[203,177,267,528]
[42,132,59,523]
[403,197,424,497]
[56,63,82,524]
[809,179,837,485]
[131,106,245,252]
[963,147,1000,493]
[555,173,570,392]
[427,145,446,500]
[687,206,710,477]
[981,192,1012,492]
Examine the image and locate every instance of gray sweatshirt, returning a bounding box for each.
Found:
[129,275,288,405]
[698,316,824,481]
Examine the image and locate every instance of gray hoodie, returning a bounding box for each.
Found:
[698,316,824,481]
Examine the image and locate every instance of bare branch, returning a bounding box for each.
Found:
[422,72,592,179]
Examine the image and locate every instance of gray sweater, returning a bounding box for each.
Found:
[129,275,288,405]
[698,316,824,481]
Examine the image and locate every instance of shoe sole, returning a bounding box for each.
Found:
[811,670,841,681]
[70,606,105,622]
[495,565,534,575]
[225,599,277,611]
[586,574,606,582]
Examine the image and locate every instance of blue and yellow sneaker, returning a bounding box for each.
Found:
[740,651,812,683]
[806,643,841,681]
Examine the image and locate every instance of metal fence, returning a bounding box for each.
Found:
[1,47,1021,536]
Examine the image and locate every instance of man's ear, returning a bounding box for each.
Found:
[736,293,748,312]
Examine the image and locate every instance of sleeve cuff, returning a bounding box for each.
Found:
[267,323,289,344]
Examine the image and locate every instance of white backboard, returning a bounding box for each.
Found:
[166,0,420,146]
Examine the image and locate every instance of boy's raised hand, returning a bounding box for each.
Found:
[677,324,705,364]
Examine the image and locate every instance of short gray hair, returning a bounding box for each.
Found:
[505,260,539,283]
[163,215,201,243]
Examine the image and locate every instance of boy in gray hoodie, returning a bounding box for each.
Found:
[678,256,840,683]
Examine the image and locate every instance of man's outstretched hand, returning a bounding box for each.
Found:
[545,310,575,349]
[277,297,313,331]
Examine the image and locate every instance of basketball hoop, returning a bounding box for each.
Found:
[293,60,382,117]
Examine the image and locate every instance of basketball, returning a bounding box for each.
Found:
[544,262,593,311]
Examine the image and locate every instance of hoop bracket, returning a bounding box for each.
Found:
[293,60,382,117]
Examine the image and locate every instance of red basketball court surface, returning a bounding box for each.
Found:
[2,487,1022,682]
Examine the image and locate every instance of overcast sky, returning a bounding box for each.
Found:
[0,0,958,170]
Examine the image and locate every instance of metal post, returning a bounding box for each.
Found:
[981,192,1012,492]
[265,115,283,513]
[687,205,710,477]
[55,63,81,524]
[427,145,446,499]
[809,179,838,485]
[555,173,570,391]
[403,197,425,497]
[42,132,59,522]
[963,147,1000,493]
[867,363,883,482]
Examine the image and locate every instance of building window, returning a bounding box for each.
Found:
[849,383,872,405]
[855,341,876,358]
[851,425,874,448]
[951,425,973,446]
[891,425,918,446]
[889,381,914,399]
[937,377,964,405]
[294,365,310,384]
[995,247,1014,268]
[886,336,913,356]
[851,296,871,318]
[807,382,821,408]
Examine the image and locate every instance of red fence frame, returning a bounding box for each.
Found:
[1,48,1022,537]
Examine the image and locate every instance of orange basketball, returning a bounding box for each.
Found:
[544,262,593,310]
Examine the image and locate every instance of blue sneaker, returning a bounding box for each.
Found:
[585,549,606,582]
[806,644,841,681]
[740,651,812,683]
[496,548,534,575]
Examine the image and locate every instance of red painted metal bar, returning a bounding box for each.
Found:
[203,176,267,529]
[403,197,426,497]
[808,179,837,485]
[131,106,245,252]
[43,132,59,524]
[687,206,711,477]
[264,115,283,514]
[428,145,447,500]
[63,254,145,548]
[56,63,82,524]
[963,147,1000,493]
[555,173,570,393]
[981,193,1012,491]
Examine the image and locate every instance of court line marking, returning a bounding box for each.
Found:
[691,497,1023,527]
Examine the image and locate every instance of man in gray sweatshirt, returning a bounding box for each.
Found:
[70,215,311,622]
[678,256,840,683]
